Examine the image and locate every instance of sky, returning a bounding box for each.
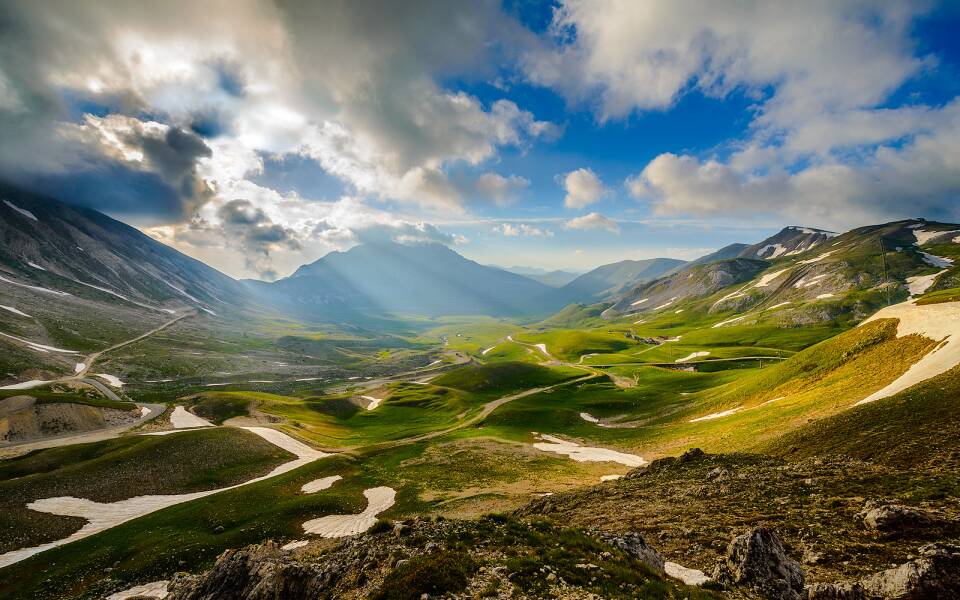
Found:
[1,1,959,280]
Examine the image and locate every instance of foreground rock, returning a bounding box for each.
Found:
[807,543,960,600]
[713,527,805,600]
[860,503,941,536]
[161,516,705,599]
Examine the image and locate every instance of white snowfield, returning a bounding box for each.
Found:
[26,261,46,271]
[599,474,622,482]
[481,345,497,355]
[654,296,678,310]
[856,300,960,405]
[0,305,31,317]
[798,250,835,264]
[665,561,710,586]
[913,228,960,246]
[74,362,85,374]
[107,580,169,600]
[0,274,71,296]
[675,351,710,363]
[94,373,124,388]
[301,475,343,494]
[764,302,791,311]
[689,407,742,423]
[302,487,396,538]
[361,395,382,410]
[169,405,214,429]
[920,251,953,268]
[907,271,947,297]
[0,427,332,568]
[712,316,745,328]
[816,293,834,299]
[533,343,552,358]
[757,243,788,259]
[533,434,646,467]
[630,298,649,306]
[579,412,599,423]
[3,200,37,221]
[795,274,828,288]
[0,379,52,390]
[0,331,78,354]
[754,268,789,287]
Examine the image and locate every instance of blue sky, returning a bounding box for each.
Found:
[1,1,959,279]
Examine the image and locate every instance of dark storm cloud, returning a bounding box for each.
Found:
[217,199,301,280]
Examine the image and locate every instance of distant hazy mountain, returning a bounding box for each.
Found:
[501,266,581,287]
[248,241,557,317]
[554,258,687,305]
[0,182,243,315]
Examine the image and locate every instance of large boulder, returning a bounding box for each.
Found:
[805,543,960,600]
[712,527,804,600]
[859,543,960,600]
[860,504,937,536]
[599,532,665,574]
[167,542,335,600]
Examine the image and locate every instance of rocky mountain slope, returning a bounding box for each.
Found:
[738,226,837,260]
[602,220,960,323]
[603,258,768,318]
[554,257,686,305]
[0,182,246,315]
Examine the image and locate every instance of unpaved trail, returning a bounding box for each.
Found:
[75,312,193,378]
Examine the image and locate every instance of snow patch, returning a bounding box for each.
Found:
[764,302,791,311]
[0,274,71,296]
[579,412,599,423]
[907,271,947,297]
[0,427,331,568]
[302,487,396,538]
[919,252,953,268]
[665,562,710,586]
[169,405,214,429]
[816,293,834,299]
[675,351,710,363]
[856,300,960,405]
[689,407,742,422]
[282,540,309,551]
[533,434,646,467]
[754,268,790,288]
[712,316,745,328]
[0,305,31,317]
[301,475,343,494]
[107,581,169,600]
[599,474,622,482]
[93,373,124,388]
[798,251,835,264]
[361,395,382,410]
[0,379,51,390]
[913,229,960,246]
[74,362,85,374]
[756,243,788,259]
[26,261,45,271]
[630,298,649,306]
[3,200,37,221]
[0,331,78,354]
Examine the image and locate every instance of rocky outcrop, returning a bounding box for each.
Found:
[598,532,665,574]
[806,543,960,600]
[860,503,939,536]
[713,527,805,600]
[167,542,332,600]
[0,396,138,443]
